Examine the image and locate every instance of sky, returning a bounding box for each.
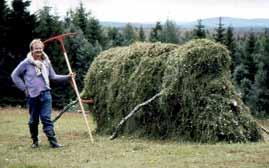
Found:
[8,0,269,22]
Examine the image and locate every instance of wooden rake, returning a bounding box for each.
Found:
[43,33,94,143]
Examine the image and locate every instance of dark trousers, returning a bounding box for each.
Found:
[27,90,54,141]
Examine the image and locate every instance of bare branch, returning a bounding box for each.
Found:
[110,91,163,140]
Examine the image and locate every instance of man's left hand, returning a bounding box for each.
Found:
[69,72,76,89]
[69,72,76,79]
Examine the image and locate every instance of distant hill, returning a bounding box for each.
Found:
[101,17,269,29]
[178,17,269,28]
[100,21,155,28]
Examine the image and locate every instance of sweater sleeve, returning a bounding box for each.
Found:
[49,64,70,82]
[11,61,27,91]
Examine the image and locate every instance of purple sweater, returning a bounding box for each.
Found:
[11,58,69,98]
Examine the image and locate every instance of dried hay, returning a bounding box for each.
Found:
[81,39,262,142]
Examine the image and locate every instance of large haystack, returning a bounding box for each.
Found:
[81,39,262,142]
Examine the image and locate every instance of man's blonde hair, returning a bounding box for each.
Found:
[29,39,44,51]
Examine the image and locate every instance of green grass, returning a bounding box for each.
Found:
[1,107,269,168]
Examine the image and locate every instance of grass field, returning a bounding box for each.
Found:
[1,107,269,168]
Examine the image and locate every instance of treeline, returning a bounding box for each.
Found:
[1,0,269,117]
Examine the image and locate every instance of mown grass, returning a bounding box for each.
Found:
[0,107,269,168]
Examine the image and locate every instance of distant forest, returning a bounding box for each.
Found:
[1,0,269,117]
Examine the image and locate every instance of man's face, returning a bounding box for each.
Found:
[32,42,44,60]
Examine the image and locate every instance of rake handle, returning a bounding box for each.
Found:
[63,50,94,143]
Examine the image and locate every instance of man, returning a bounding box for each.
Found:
[11,39,74,148]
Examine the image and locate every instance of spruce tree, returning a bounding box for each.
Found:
[69,3,104,48]
[107,27,124,47]
[160,19,179,44]
[34,6,63,39]
[233,32,258,108]
[225,26,237,72]
[3,0,36,105]
[0,0,9,56]
[0,0,11,105]
[70,3,89,33]
[138,26,146,42]
[65,25,96,91]
[149,21,162,42]
[122,23,137,45]
[214,17,225,44]
[252,28,269,116]
[86,17,104,47]
[0,0,9,45]
[193,19,206,39]
[7,0,36,58]
[243,32,258,83]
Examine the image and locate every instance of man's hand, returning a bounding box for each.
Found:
[24,90,29,97]
[69,72,76,89]
[69,72,76,79]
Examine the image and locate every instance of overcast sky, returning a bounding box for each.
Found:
[8,0,269,22]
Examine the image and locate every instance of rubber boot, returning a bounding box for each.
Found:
[29,124,39,148]
[46,130,63,148]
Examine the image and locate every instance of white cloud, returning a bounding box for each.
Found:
[7,0,269,22]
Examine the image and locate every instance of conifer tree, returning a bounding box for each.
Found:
[138,26,146,42]
[0,0,9,46]
[252,28,269,116]
[160,19,179,44]
[0,0,11,105]
[193,19,206,39]
[225,26,237,72]
[86,17,104,47]
[233,32,258,107]
[243,32,258,83]
[122,23,137,45]
[69,3,104,48]
[149,21,162,42]
[34,6,63,39]
[69,3,89,33]
[7,0,36,58]
[214,17,225,44]
[0,0,10,57]
[2,0,36,105]
[65,25,96,91]
[107,27,124,47]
